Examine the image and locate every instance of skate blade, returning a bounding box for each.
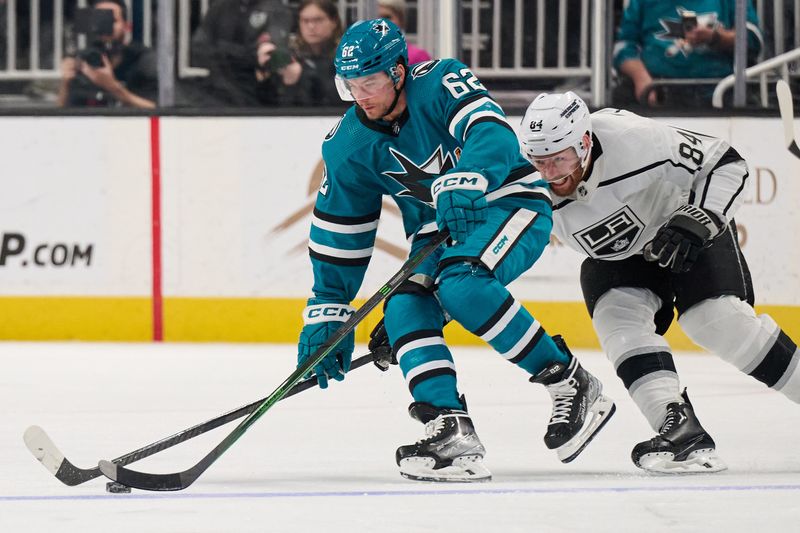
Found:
[557,396,616,463]
[638,448,728,474]
[399,456,492,483]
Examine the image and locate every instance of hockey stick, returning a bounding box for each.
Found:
[24,351,382,487]
[776,79,800,159]
[98,231,449,491]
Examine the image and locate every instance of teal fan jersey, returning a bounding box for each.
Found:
[614,0,762,79]
[309,58,551,303]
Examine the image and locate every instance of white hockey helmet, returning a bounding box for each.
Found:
[518,91,592,168]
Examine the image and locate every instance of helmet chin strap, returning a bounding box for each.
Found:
[380,61,406,120]
[382,84,403,119]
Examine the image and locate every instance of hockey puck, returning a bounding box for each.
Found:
[106,481,132,494]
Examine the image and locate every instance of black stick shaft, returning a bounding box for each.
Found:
[33,352,376,486]
[101,231,449,490]
[111,352,376,465]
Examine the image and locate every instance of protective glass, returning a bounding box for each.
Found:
[335,72,393,101]
[530,148,581,185]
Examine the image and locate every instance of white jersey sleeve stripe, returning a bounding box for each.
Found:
[396,336,446,362]
[404,359,456,383]
[447,96,496,138]
[409,221,439,243]
[479,300,522,343]
[499,320,542,361]
[480,209,539,272]
[308,240,374,259]
[485,184,551,203]
[462,110,513,141]
[311,214,380,234]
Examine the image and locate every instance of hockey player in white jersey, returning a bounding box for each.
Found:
[517,92,800,473]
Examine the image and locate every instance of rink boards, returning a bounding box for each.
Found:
[0,115,797,346]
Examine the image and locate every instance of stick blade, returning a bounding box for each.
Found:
[776,80,800,158]
[98,459,188,491]
[24,425,102,486]
[24,425,65,475]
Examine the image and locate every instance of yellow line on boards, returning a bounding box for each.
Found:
[0,297,797,350]
[0,297,151,341]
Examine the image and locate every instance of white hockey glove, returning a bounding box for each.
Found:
[644,204,725,273]
[431,173,489,243]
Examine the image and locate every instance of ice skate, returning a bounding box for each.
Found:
[632,389,727,474]
[396,402,491,482]
[531,336,616,463]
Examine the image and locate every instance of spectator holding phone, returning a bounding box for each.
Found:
[614,1,763,107]
[58,0,157,108]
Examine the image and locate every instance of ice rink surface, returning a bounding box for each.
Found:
[1,341,799,533]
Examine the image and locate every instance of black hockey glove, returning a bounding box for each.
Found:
[644,204,725,273]
[368,318,396,372]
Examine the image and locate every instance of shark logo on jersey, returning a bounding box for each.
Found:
[383,146,456,205]
[574,206,644,258]
[411,60,441,79]
[656,8,719,58]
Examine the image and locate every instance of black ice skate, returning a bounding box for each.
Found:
[396,402,491,482]
[531,336,616,463]
[632,389,727,474]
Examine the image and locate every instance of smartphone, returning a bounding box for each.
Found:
[682,11,698,34]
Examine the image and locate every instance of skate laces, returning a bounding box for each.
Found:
[660,411,676,435]
[659,404,685,435]
[417,413,453,443]
[547,378,578,425]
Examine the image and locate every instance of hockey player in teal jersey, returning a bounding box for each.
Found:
[296,18,615,482]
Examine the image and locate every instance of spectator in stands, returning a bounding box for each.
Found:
[614,1,763,107]
[57,0,157,108]
[278,0,344,107]
[378,0,431,65]
[191,0,294,106]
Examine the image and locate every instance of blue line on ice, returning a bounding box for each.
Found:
[3,484,800,502]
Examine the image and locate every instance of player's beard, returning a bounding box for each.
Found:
[547,165,585,197]
[357,86,402,121]
[360,103,389,120]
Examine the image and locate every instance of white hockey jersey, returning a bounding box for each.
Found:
[551,109,749,260]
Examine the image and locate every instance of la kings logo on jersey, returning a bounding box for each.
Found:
[573,206,644,258]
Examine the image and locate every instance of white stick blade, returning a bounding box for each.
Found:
[23,425,66,475]
[776,80,797,149]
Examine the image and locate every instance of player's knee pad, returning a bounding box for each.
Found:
[679,295,777,371]
[592,287,671,365]
[384,293,460,407]
[437,261,565,374]
[436,262,503,328]
[593,288,680,429]
[680,296,800,400]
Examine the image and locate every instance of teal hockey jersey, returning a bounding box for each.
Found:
[309,58,551,303]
